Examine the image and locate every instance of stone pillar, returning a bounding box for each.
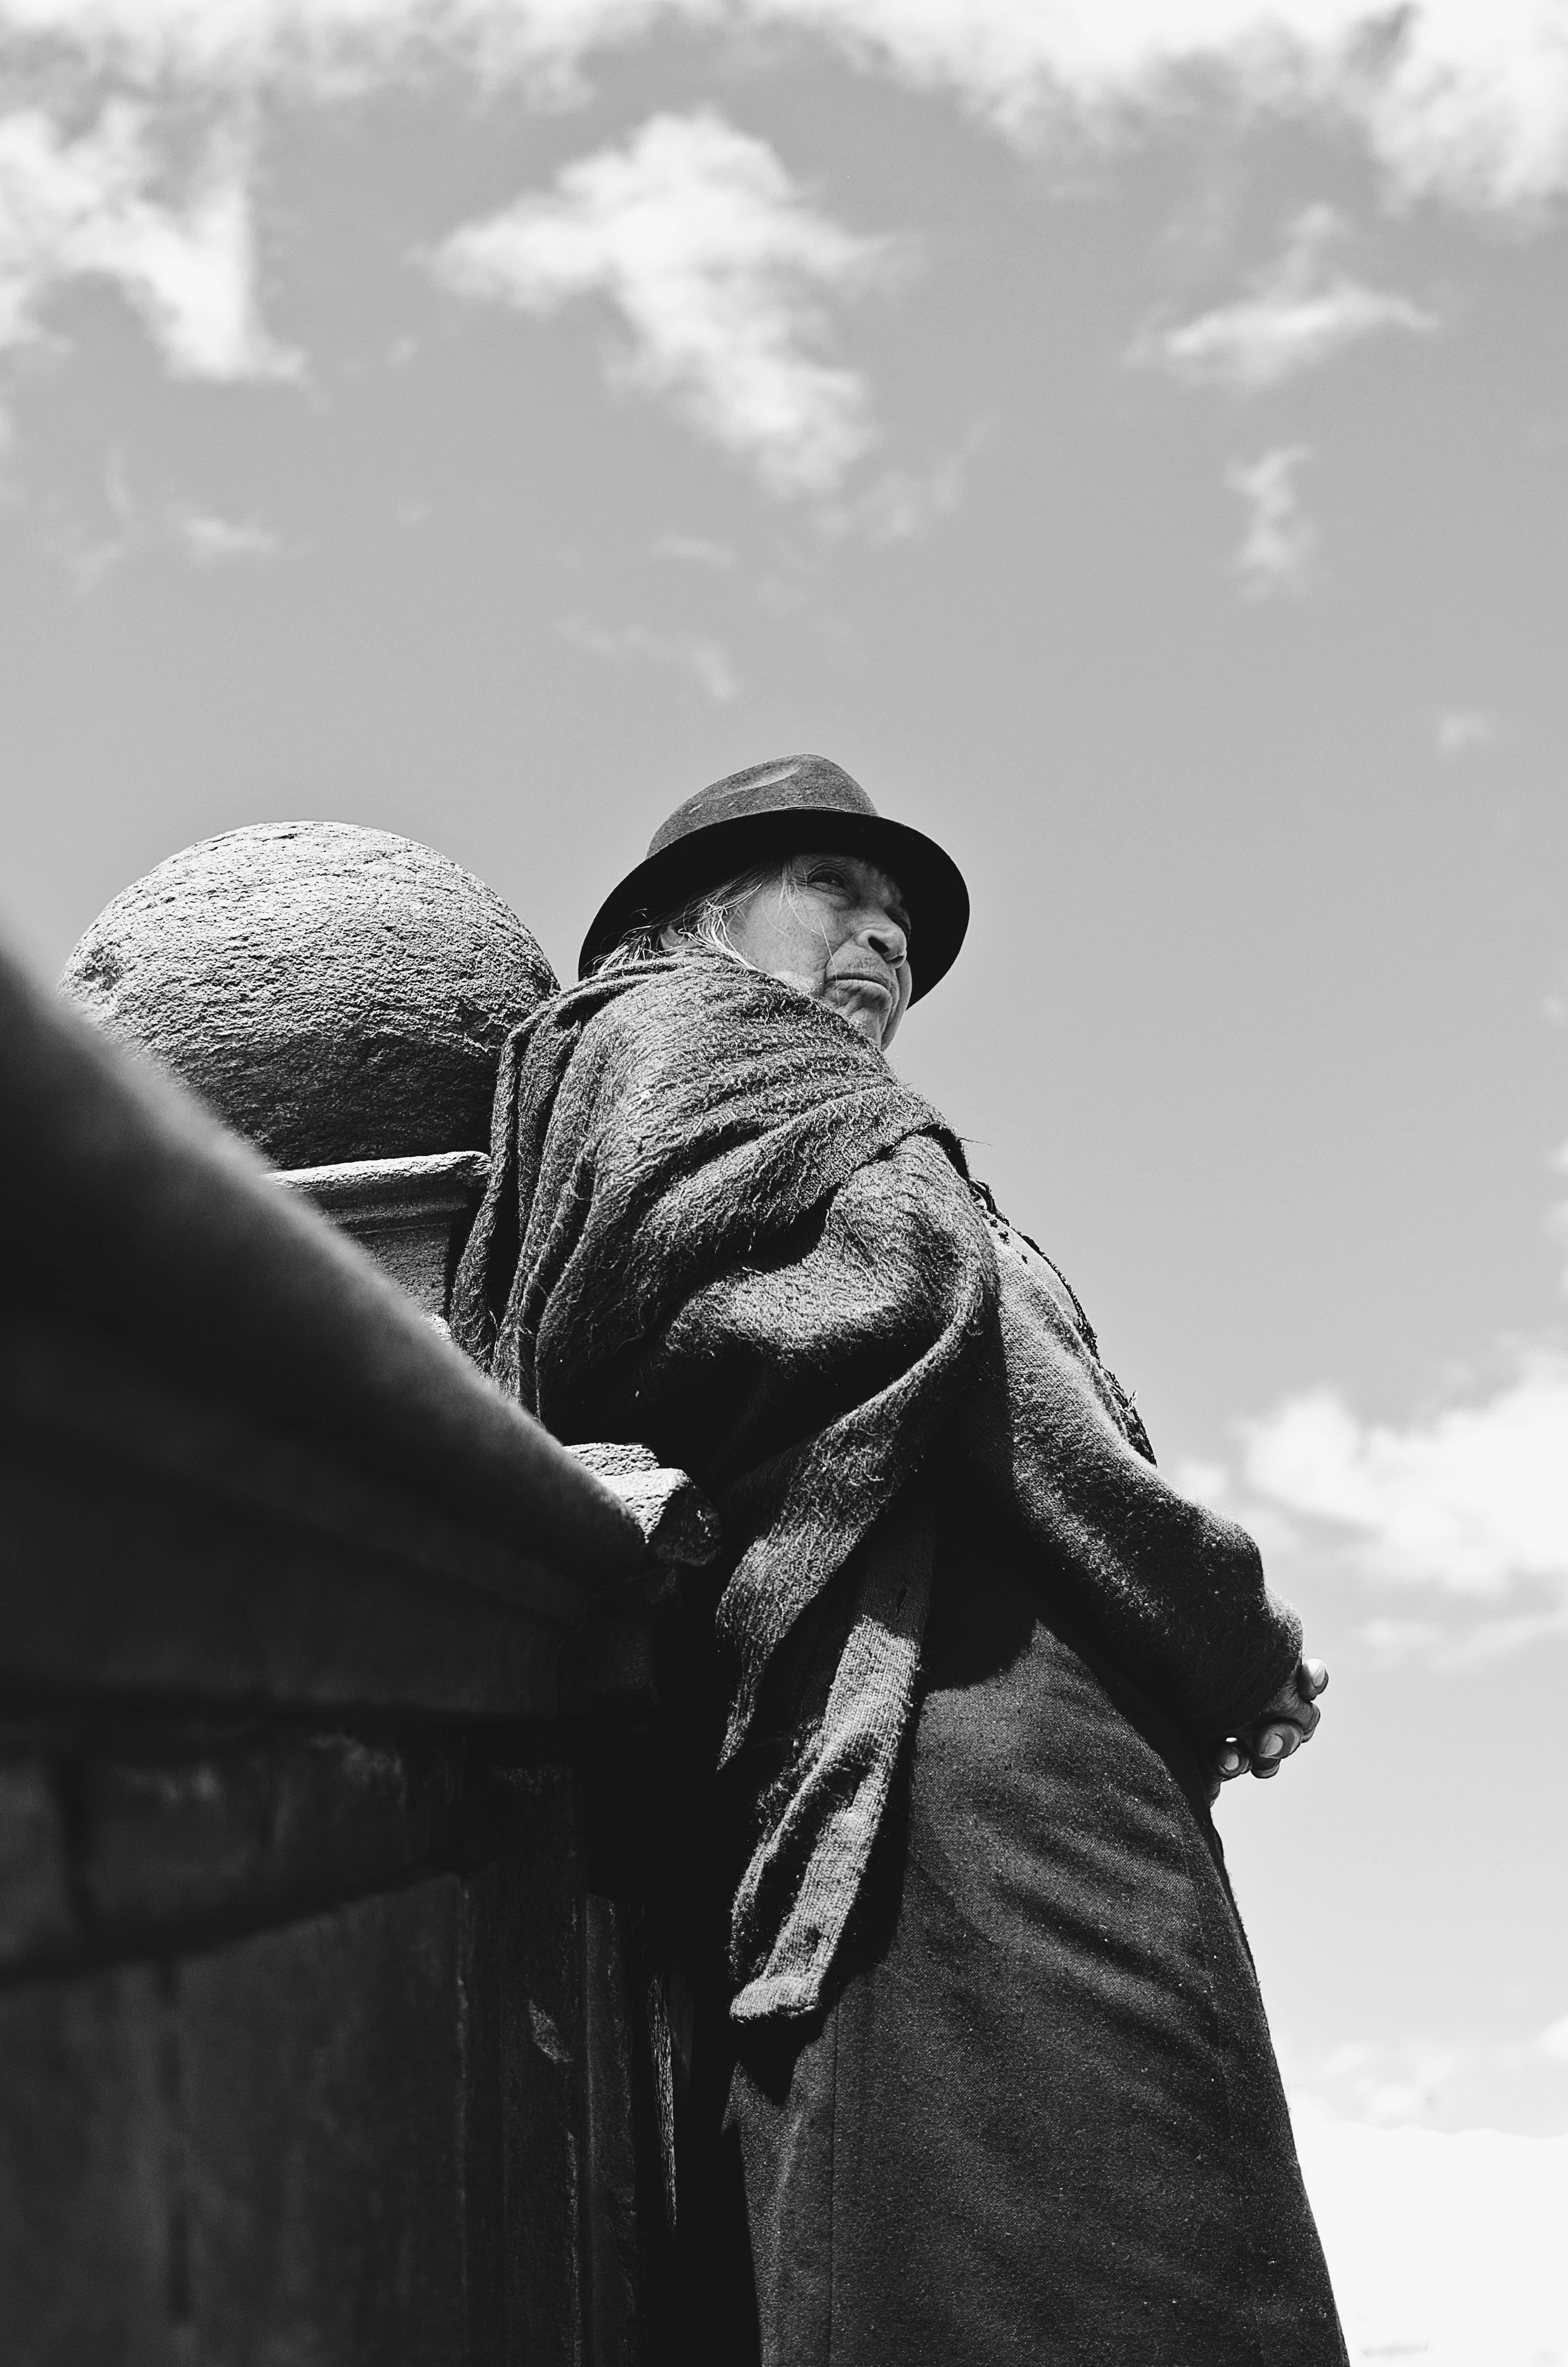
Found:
[2,824,681,2364]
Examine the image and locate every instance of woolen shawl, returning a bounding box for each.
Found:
[451,952,998,2020]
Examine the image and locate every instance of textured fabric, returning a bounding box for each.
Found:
[451,952,997,2016]
[729,1479,937,2020]
[453,949,1304,2021]
[970,1220,1303,1735]
[721,1501,1349,2366]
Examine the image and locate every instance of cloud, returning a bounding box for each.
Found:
[1233,1358,1568,1594]
[1289,2030,1568,2129]
[0,103,296,381]
[655,531,737,566]
[6,4,1568,215]
[1292,2106,1568,2365]
[54,519,131,592]
[43,444,136,589]
[171,506,279,560]
[1354,1606,1568,1671]
[822,425,985,541]
[563,612,740,700]
[3,3,1566,448]
[1227,442,1314,594]
[1435,706,1497,755]
[432,110,894,495]
[1144,205,1435,393]
[1182,1352,1568,1659]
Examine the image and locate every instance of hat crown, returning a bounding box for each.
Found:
[648,755,876,858]
[579,751,967,1002]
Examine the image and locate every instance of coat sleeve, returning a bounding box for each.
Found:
[948,1245,1302,1739]
[588,1130,990,1525]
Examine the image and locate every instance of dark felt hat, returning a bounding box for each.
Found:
[578,755,969,1002]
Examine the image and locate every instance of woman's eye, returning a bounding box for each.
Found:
[807,863,849,893]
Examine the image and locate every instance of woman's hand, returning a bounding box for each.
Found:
[1206,1658,1329,1801]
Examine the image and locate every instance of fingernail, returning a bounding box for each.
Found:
[1257,1733,1283,1758]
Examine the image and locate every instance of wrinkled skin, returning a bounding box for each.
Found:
[722,852,913,1050]
[1210,1656,1329,1799]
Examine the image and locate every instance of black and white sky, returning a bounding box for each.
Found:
[2,9,1567,2355]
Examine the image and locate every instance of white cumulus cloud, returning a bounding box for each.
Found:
[2,3,1567,443]
[1146,205,1435,393]
[1233,1358,1568,1595]
[172,506,280,561]
[4,3,1568,214]
[1227,442,1314,594]
[432,109,893,495]
[0,102,296,380]
[1296,2038,1505,2131]
[1184,1351,1568,1660]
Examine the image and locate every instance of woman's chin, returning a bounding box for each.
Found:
[843,1008,888,1048]
[823,989,891,1047]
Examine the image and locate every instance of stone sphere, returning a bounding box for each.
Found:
[62,821,558,1168]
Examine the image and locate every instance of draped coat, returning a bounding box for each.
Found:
[453,951,1347,2366]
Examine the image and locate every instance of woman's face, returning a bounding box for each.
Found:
[725,852,913,1049]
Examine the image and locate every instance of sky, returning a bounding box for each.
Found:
[1,5,1566,2356]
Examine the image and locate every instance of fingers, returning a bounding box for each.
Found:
[1212,1664,1331,1797]
[1288,1656,1327,1743]
[1212,1676,1326,1799]
[1250,1722,1301,1777]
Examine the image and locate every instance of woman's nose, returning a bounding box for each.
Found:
[863,914,908,965]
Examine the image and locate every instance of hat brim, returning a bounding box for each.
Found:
[578,808,969,1004]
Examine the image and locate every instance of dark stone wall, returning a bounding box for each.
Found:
[0,943,669,2365]
[0,1746,646,2366]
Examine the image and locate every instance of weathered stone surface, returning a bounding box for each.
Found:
[76,1737,462,1959]
[0,919,675,2366]
[0,1960,181,2367]
[180,1882,472,2366]
[0,1406,571,1720]
[565,1442,722,1570]
[279,1148,491,1317]
[5,946,645,1590]
[61,821,557,1167]
[584,1891,666,2367]
[0,1759,77,1970]
[492,1766,590,2366]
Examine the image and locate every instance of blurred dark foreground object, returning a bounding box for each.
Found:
[0,921,694,2366]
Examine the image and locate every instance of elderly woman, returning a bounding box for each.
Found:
[454,756,1345,2366]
